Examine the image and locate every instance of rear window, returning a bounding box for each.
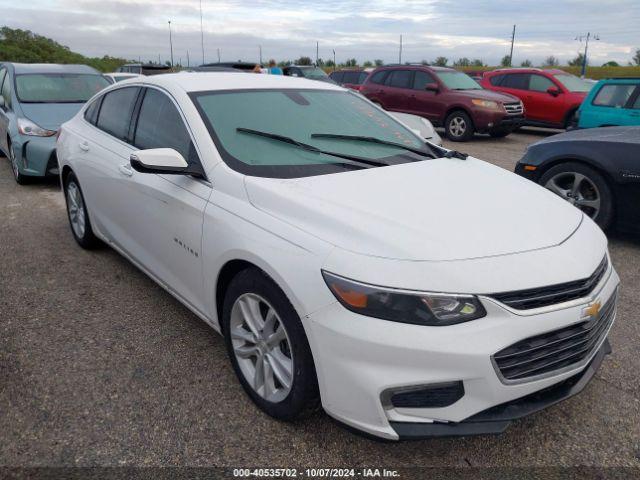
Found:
[343,71,363,84]
[592,84,637,107]
[15,74,109,103]
[96,87,140,141]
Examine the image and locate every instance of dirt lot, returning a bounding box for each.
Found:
[1,129,639,469]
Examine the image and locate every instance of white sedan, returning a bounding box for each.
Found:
[56,73,619,440]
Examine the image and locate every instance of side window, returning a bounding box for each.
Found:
[83,97,101,125]
[386,70,412,89]
[1,70,12,108]
[133,88,196,165]
[592,84,637,108]
[369,70,387,85]
[502,73,529,90]
[489,74,504,86]
[413,71,435,90]
[529,74,556,92]
[632,89,640,109]
[95,87,139,141]
[358,72,369,84]
[343,71,361,84]
[330,72,344,83]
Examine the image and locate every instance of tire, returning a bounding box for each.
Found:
[8,141,28,185]
[63,172,100,248]
[222,268,319,421]
[444,110,475,142]
[489,127,513,138]
[539,162,614,230]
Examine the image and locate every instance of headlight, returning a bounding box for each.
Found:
[471,99,501,111]
[17,118,56,137]
[322,271,486,326]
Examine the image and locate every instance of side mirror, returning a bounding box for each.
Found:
[130,148,198,176]
[547,86,561,97]
[425,83,439,92]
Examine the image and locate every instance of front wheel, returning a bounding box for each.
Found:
[64,172,100,248]
[223,268,319,421]
[445,111,475,142]
[539,162,614,230]
[8,142,28,185]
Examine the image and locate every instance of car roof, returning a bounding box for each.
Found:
[7,63,101,75]
[374,64,455,72]
[489,68,566,75]
[139,72,345,93]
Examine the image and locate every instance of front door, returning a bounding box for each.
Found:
[408,70,441,122]
[526,74,563,124]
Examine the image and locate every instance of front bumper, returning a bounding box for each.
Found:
[473,109,524,132]
[12,134,58,177]
[306,263,619,440]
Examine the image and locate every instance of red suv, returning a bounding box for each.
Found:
[481,68,593,129]
[360,65,523,141]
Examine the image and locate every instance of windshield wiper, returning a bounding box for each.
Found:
[236,127,390,168]
[310,133,436,158]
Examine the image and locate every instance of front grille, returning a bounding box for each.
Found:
[492,289,617,382]
[490,256,608,310]
[504,101,524,115]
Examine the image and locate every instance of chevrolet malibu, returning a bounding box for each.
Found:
[56,73,619,440]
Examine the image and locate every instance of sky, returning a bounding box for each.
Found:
[2,0,639,66]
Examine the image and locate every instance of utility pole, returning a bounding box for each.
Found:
[168,20,174,68]
[576,32,599,78]
[259,45,262,65]
[199,0,205,64]
[333,49,336,71]
[399,35,403,64]
[158,54,161,65]
[217,48,221,62]
[187,51,190,67]
[509,25,516,66]
[316,41,319,65]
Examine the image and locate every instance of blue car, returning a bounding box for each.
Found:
[0,63,110,184]
[577,78,640,129]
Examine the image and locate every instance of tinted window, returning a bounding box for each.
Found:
[329,72,343,83]
[529,74,556,92]
[502,73,529,90]
[413,71,435,90]
[386,70,412,89]
[592,84,637,107]
[343,71,362,84]
[369,70,387,84]
[359,72,369,83]
[96,87,139,141]
[134,88,194,164]
[84,97,101,125]
[1,71,12,108]
[489,74,504,86]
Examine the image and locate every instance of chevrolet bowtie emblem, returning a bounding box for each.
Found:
[583,300,602,320]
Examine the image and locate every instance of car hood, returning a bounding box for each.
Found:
[245,157,583,261]
[19,103,85,130]
[452,88,520,104]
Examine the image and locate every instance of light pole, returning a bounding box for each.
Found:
[399,34,402,64]
[168,20,174,68]
[259,45,262,65]
[509,25,516,67]
[576,32,599,78]
[200,0,205,64]
[333,49,336,71]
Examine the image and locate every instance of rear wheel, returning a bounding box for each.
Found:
[223,268,319,421]
[539,162,614,230]
[445,111,475,142]
[64,172,100,248]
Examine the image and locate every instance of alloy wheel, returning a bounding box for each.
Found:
[544,171,601,219]
[230,293,294,403]
[66,182,86,239]
[449,116,466,137]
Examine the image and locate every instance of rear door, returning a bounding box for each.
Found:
[407,70,440,121]
[382,69,414,111]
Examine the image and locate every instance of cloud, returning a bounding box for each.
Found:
[1,0,638,65]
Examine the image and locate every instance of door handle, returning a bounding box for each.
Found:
[79,141,89,152]
[119,164,133,176]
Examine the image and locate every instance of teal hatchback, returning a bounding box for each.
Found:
[0,63,110,184]
[577,78,640,129]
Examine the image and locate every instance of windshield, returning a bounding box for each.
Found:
[436,71,483,90]
[16,74,109,103]
[301,68,329,80]
[191,89,434,178]
[553,74,593,93]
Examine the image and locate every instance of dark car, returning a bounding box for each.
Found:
[360,65,524,141]
[197,62,258,72]
[329,69,370,91]
[515,126,640,232]
[283,66,335,83]
[116,63,172,76]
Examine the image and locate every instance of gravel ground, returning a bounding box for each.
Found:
[1,129,639,469]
